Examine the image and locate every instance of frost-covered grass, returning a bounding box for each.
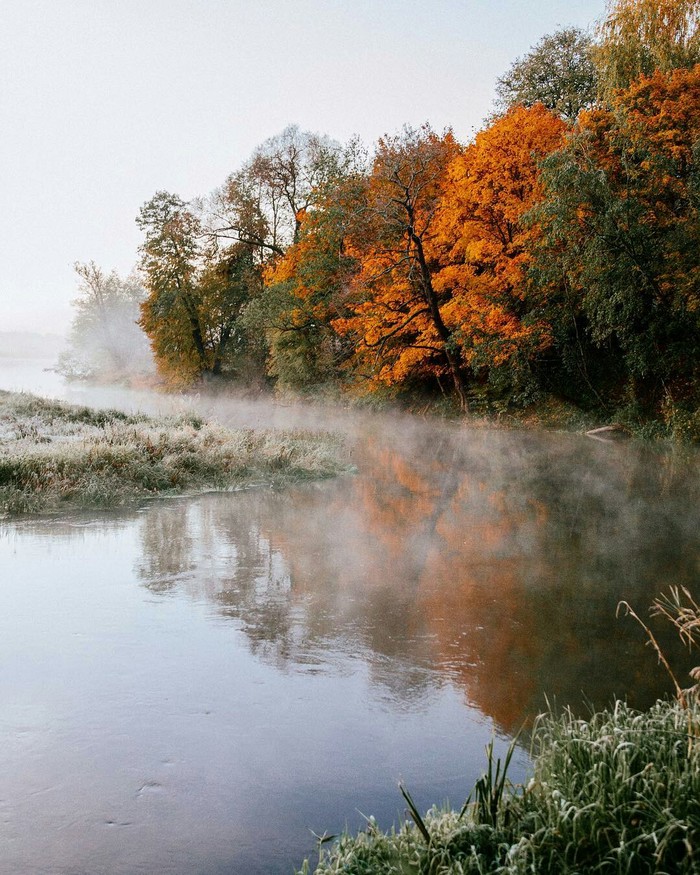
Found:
[299,700,700,874]
[0,390,348,515]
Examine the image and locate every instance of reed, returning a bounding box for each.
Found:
[299,699,700,874]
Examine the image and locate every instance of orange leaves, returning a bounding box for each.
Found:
[329,112,568,395]
[334,128,464,393]
[617,64,700,163]
[434,105,566,370]
[436,104,566,270]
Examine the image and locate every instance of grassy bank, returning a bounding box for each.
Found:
[0,391,348,516]
[299,699,700,874]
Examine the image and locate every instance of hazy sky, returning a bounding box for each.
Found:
[1,0,604,335]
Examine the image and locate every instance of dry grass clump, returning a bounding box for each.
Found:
[0,390,348,515]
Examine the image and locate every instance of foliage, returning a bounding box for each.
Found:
[138,192,263,385]
[137,191,207,383]
[241,145,366,392]
[434,104,567,402]
[209,125,348,256]
[334,126,469,406]
[127,0,700,436]
[495,27,599,121]
[531,64,700,417]
[595,0,700,95]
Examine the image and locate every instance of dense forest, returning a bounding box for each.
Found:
[66,0,700,438]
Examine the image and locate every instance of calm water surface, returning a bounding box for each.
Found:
[1,359,699,874]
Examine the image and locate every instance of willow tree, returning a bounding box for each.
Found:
[595,0,700,95]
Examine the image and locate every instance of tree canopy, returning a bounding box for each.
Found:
[123,0,700,438]
[495,27,598,121]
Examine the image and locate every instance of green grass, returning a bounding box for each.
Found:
[299,699,700,874]
[0,390,349,515]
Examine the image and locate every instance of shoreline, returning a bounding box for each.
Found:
[0,390,349,517]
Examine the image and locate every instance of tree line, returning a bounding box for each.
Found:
[67,0,700,437]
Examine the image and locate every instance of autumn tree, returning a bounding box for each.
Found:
[248,182,361,391]
[208,125,346,258]
[595,0,700,95]
[195,243,262,378]
[137,192,206,382]
[334,126,468,407]
[531,64,700,419]
[234,138,366,391]
[137,191,261,383]
[433,104,567,401]
[495,27,599,121]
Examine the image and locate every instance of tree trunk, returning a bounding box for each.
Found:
[409,229,469,411]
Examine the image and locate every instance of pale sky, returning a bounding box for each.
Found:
[1,0,604,335]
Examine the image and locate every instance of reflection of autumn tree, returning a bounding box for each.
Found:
[137,503,198,592]
[134,422,700,728]
[415,440,700,733]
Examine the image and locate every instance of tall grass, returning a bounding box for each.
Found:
[298,588,700,874]
[0,390,348,515]
[299,700,700,874]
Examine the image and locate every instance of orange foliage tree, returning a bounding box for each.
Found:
[333,127,468,406]
[433,104,567,397]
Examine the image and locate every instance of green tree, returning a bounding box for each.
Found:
[196,243,263,378]
[138,192,207,382]
[595,0,700,96]
[530,65,700,421]
[495,27,598,121]
[137,192,262,384]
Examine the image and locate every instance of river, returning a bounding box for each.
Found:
[1,357,699,874]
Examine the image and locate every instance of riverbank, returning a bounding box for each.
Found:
[299,699,700,874]
[0,390,348,516]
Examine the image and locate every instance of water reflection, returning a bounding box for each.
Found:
[134,421,700,733]
[3,386,700,875]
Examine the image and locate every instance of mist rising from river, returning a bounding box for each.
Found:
[1,357,699,874]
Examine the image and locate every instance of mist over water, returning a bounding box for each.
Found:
[1,358,699,874]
